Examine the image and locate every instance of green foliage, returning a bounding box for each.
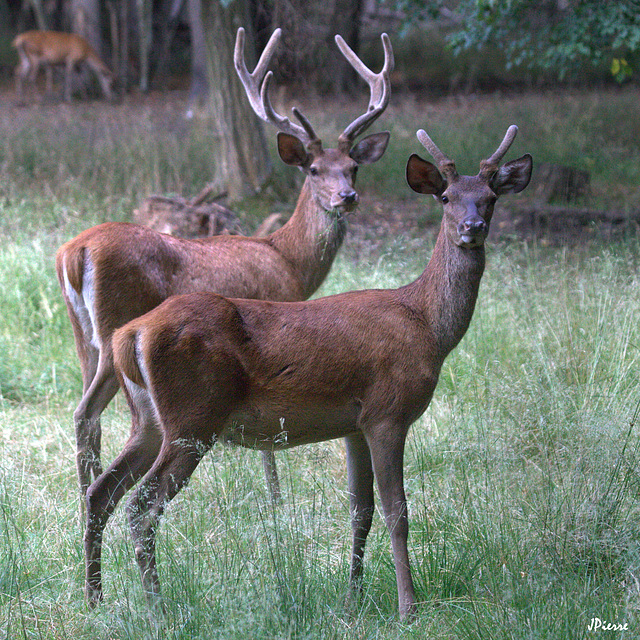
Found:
[447,0,640,81]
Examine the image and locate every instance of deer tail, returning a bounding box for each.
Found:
[113,325,146,388]
[55,242,86,296]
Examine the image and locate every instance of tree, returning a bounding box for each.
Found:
[446,0,640,82]
[385,0,640,82]
[200,0,272,201]
[185,0,209,115]
[269,0,365,92]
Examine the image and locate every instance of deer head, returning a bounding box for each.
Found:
[234,28,393,213]
[406,125,533,248]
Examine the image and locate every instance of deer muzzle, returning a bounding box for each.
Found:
[332,189,359,211]
[457,215,488,247]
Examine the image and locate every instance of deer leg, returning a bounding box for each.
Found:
[84,415,163,606]
[74,350,119,499]
[64,60,73,102]
[126,437,208,610]
[15,58,29,102]
[345,433,375,591]
[261,450,281,504]
[27,59,40,100]
[44,64,53,95]
[366,426,416,620]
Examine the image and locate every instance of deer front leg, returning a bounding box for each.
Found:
[43,64,52,95]
[366,425,416,620]
[345,433,375,591]
[64,60,74,102]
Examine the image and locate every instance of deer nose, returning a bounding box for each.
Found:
[457,216,488,246]
[339,190,358,205]
[458,217,487,236]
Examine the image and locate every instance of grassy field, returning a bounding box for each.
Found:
[1,87,640,639]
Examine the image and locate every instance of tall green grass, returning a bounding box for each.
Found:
[1,91,640,638]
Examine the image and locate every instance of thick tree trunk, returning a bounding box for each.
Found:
[186,0,209,115]
[27,0,47,30]
[71,0,102,51]
[270,0,363,91]
[136,0,152,92]
[201,0,271,202]
[326,0,363,93]
[70,0,107,97]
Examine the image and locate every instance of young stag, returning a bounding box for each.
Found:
[13,30,114,103]
[84,125,532,617]
[56,27,392,504]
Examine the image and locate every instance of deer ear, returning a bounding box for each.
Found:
[277,132,312,167]
[491,153,533,195]
[406,154,446,195]
[349,132,390,165]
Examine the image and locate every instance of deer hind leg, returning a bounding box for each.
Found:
[84,402,163,606]
[345,433,375,593]
[126,436,210,609]
[74,348,119,499]
[365,424,416,620]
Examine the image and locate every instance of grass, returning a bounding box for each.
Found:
[1,87,640,638]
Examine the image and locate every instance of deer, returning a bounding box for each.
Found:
[56,27,392,507]
[83,125,533,618]
[13,30,115,103]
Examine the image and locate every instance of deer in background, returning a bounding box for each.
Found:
[83,125,532,617]
[56,27,392,507]
[13,30,114,103]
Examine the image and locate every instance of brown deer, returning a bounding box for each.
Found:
[13,30,114,103]
[56,27,392,505]
[83,125,532,617]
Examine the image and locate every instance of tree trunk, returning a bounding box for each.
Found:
[201,0,272,202]
[27,0,47,30]
[326,0,363,93]
[71,0,101,51]
[270,0,363,91]
[186,0,209,116]
[136,0,152,92]
[70,0,105,97]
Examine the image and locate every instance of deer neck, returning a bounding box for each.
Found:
[400,224,486,362]
[269,179,348,299]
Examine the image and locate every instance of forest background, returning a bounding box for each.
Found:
[1,1,640,639]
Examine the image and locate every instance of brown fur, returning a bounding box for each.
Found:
[84,128,532,618]
[13,30,114,102]
[57,30,391,505]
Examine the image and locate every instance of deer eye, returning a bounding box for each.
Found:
[441,195,449,204]
[309,166,319,176]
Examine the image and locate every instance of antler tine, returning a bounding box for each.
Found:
[336,32,394,147]
[235,27,315,146]
[484,125,519,167]
[234,27,279,121]
[416,129,457,179]
[258,72,318,147]
[292,107,321,147]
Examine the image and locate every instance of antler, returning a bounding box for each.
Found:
[234,27,320,149]
[480,125,518,177]
[417,125,520,182]
[336,32,394,151]
[416,129,458,181]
